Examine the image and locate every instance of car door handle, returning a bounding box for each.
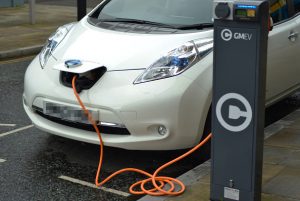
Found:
[288,32,298,42]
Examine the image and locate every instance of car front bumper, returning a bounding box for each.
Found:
[23,56,211,150]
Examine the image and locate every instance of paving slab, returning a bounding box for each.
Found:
[290,118,300,130]
[139,109,300,201]
[261,193,300,201]
[0,4,77,57]
[262,164,285,185]
[263,167,300,200]
[280,149,300,168]
[264,145,297,165]
[165,182,211,201]
[265,128,300,149]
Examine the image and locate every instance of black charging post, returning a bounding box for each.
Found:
[211,0,269,200]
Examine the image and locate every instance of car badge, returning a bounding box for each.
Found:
[65,59,82,68]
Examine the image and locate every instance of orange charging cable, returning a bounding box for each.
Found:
[72,76,212,196]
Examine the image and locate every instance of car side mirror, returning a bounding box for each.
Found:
[269,16,274,31]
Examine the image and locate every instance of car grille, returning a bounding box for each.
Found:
[33,106,131,135]
[60,67,107,92]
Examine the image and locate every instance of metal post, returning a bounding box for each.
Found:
[29,0,36,24]
[211,1,269,200]
[77,0,87,21]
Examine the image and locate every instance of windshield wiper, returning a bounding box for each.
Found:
[175,23,213,30]
[99,18,179,29]
[99,18,213,30]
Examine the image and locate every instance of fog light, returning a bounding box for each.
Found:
[158,125,167,135]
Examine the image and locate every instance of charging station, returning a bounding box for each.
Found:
[211,0,269,200]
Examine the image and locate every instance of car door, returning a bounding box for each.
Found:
[293,0,300,76]
[266,0,300,103]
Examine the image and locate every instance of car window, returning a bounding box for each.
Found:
[270,0,289,23]
[294,0,300,12]
[95,0,213,26]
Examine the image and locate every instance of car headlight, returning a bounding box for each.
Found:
[39,22,76,68]
[134,38,213,84]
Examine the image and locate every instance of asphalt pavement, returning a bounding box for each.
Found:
[0,2,213,200]
[0,0,101,60]
[1,1,300,200]
[0,58,299,201]
[0,58,210,201]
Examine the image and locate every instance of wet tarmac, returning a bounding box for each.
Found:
[0,58,210,201]
[0,58,299,201]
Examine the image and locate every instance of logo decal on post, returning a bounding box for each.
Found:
[216,93,252,132]
[65,60,82,68]
[221,29,233,41]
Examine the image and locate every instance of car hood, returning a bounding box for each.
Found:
[52,19,213,73]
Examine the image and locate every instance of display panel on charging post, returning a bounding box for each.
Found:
[211,1,269,201]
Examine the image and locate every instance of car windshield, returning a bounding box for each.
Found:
[93,0,213,27]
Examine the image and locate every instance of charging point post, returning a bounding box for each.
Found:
[211,1,269,201]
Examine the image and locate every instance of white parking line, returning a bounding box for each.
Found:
[0,124,16,127]
[0,125,34,138]
[0,158,6,163]
[58,175,130,197]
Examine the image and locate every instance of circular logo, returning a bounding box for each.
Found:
[216,93,252,132]
[65,59,82,68]
[221,29,233,41]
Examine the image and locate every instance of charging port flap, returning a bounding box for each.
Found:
[53,60,104,74]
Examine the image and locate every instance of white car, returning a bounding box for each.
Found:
[23,0,300,150]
